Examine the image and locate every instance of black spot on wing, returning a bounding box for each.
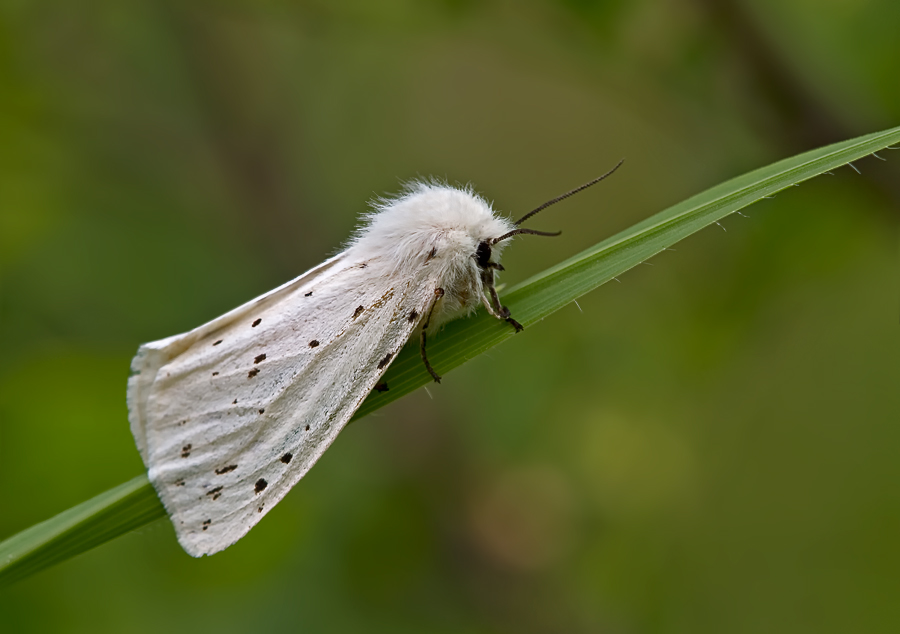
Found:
[377,353,392,369]
[252,318,262,327]
[407,310,419,323]
[280,453,292,464]
[215,465,237,475]
[232,399,238,405]
[248,368,259,378]
[174,479,185,487]
[254,353,266,364]
[212,371,219,376]
[305,424,310,431]
[375,382,389,392]
[425,246,437,262]
[255,478,268,493]
[353,305,364,319]
[304,291,313,297]
[258,506,264,513]
[258,408,265,414]
[308,340,319,348]
[202,519,211,531]
[206,486,223,500]
[213,339,223,346]
[181,444,192,458]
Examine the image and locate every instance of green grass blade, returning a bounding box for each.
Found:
[355,124,900,417]
[2,124,897,586]
[0,475,164,586]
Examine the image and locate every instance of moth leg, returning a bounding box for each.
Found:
[480,291,502,319]
[420,288,445,383]
[482,268,523,333]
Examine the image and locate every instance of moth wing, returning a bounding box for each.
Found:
[128,251,347,460]
[128,254,439,556]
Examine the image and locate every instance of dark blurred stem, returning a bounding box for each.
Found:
[161,2,320,278]
[697,0,900,214]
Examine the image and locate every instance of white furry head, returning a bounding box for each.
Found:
[350,182,514,267]
[348,182,516,318]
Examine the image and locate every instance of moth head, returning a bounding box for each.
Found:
[475,240,493,269]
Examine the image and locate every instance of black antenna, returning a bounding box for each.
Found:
[489,227,561,245]
[513,158,624,227]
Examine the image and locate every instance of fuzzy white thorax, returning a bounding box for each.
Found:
[347,182,516,319]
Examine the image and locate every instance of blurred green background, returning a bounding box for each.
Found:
[1,1,898,632]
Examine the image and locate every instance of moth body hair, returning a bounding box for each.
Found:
[349,182,516,322]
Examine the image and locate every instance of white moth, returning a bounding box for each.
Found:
[128,167,620,557]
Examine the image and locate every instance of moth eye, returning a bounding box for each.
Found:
[475,241,492,269]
